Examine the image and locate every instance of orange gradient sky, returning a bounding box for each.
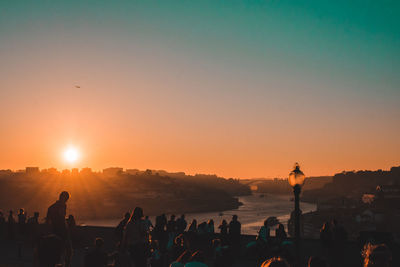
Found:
[0,1,399,178]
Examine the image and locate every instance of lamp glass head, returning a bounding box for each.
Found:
[288,163,305,187]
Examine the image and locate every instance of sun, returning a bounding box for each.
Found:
[63,147,80,163]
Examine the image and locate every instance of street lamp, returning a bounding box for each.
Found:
[288,163,305,250]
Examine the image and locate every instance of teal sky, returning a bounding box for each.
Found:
[0,1,399,178]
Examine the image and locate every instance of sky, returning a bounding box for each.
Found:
[0,0,399,178]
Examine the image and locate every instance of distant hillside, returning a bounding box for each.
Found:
[0,169,251,221]
[241,176,332,195]
[302,166,400,203]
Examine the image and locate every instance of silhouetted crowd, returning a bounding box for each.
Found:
[0,208,41,244]
[0,191,394,267]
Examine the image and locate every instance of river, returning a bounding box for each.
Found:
[81,193,316,235]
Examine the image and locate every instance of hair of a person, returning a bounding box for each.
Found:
[95,237,104,248]
[175,234,184,245]
[308,256,328,267]
[176,250,192,264]
[232,215,238,220]
[363,243,392,267]
[59,191,70,201]
[189,250,206,263]
[261,257,290,267]
[131,207,144,221]
[321,222,330,231]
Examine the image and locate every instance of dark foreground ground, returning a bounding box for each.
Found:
[0,225,398,267]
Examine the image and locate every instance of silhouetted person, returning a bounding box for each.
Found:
[67,215,76,229]
[275,223,287,240]
[176,214,187,234]
[84,237,109,267]
[331,219,347,266]
[258,218,270,243]
[197,222,208,235]
[27,212,39,225]
[228,215,241,243]
[218,220,228,245]
[144,215,153,232]
[46,191,72,267]
[7,210,16,240]
[229,215,241,259]
[27,212,40,244]
[0,210,5,239]
[161,214,168,230]
[115,212,130,243]
[261,256,290,267]
[154,214,168,252]
[122,207,148,267]
[67,214,77,247]
[188,219,197,233]
[207,219,214,234]
[18,208,27,236]
[331,219,347,244]
[363,243,392,267]
[187,219,198,250]
[308,256,328,267]
[167,214,177,234]
[320,222,332,248]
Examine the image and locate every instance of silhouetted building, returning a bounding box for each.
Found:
[80,168,93,175]
[42,168,59,175]
[0,169,12,176]
[26,167,40,175]
[126,169,140,175]
[62,169,71,175]
[103,167,123,177]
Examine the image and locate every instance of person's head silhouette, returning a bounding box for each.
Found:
[95,237,104,249]
[59,191,70,203]
[132,207,143,220]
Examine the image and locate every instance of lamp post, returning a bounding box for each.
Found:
[288,163,305,257]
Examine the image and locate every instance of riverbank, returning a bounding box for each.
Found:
[82,193,317,236]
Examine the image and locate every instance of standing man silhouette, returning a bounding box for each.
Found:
[46,191,72,267]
